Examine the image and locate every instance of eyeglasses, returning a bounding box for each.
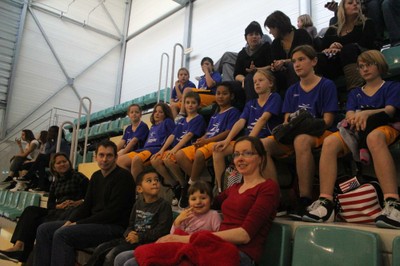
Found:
[357,62,377,70]
[232,151,257,159]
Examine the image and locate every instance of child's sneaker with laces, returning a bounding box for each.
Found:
[375,198,400,229]
[302,197,335,223]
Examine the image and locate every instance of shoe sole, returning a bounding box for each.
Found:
[302,212,334,223]
[0,252,20,263]
[375,220,400,229]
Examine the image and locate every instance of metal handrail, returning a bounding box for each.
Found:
[73,97,92,167]
[57,121,76,165]
[169,43,184,102]
[157,52,169,103]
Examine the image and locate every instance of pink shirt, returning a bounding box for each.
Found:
[170,210,222,234]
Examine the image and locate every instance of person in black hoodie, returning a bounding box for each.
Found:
[234,21,273,101]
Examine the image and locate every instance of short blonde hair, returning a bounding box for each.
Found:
[255,69,277,92]
[357,50,389,76]
[298,14,314,28]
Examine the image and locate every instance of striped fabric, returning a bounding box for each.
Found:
[337,183,382,223]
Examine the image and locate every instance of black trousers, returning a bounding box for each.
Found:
[11,206,49,261]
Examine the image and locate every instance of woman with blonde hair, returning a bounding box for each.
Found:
[317,0,378,91]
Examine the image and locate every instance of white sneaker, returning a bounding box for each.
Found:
[375,198,400,229]
[302,198,335,223]
[10,182,27,192]
[171,198,179,206]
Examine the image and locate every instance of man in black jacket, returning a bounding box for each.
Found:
[33,140,136,266]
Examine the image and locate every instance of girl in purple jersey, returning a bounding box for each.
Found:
[117,104,149,156]
[213,69,282,192]
[174,82,241,208]
[262,45,338,220]
[303,50,400,228]
[151,92,206,205]
[117,103,175,181]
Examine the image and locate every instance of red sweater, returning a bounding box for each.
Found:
[215,179,280,263]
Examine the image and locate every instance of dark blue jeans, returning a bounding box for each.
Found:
[33,220,125,266]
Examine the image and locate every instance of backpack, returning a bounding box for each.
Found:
[272,108,326,145]
[335,176,384,223]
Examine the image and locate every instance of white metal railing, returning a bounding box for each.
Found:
[72,97,92,167]
[157,52,169,103]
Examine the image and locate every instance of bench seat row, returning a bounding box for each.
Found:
[0,190,41,221]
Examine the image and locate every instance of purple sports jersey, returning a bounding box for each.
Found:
[172,114,207,147]
[240,93,283,137]
[171,80,197,102]
[198,72,222,94]
[205,107,241,139]
[139,118,175,154]
[346,81,400,121]
[282,77,338,118]
[122,121,149,151]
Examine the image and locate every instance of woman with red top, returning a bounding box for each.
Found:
[114,136,280,266]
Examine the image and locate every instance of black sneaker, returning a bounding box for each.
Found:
[171,184,182,206]
[288,197,313,220]
[276,202,287,217]
[0,250,25,263]
[375,198,400,229]
[178,186,189,209]
[302,197,335,223]
[0,176,13,184]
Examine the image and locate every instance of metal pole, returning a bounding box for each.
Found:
[157,53,169,103]
[73,97,92,167]
[169,43,184,102]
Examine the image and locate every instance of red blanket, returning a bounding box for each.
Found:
[135,231,240,266]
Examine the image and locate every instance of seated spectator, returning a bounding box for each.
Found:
[114,136,280,266]
[174,82,241,208]
[169,68,197,118]
[0,153,88,263]
[264,10,313,97]
[364,0,400,47]
[213,69,282,192]
[151,92,206,205]
[117,103,175,181]
[33,140,136,266]
[175,57,222,121]
[262,45,338,220]
[2,129,40,183]
[117,104,149,156]
[24,126,70,192]
[234,21,273,101]
[316,0,379,91]
[85,168,172,266]
[170,181,221,234]
[297,14,318,39]
[303,50,400,228]
[16,130,49,183]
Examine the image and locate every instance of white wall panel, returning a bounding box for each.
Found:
[311,0,335,33]
[128,0,181,34]
[121,9,185,101]
[33,0,126,35]
[7,0,126,133]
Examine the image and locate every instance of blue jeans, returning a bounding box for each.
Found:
[113,250,254,266]
[382,0,400,44]
[34,220,125,266]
